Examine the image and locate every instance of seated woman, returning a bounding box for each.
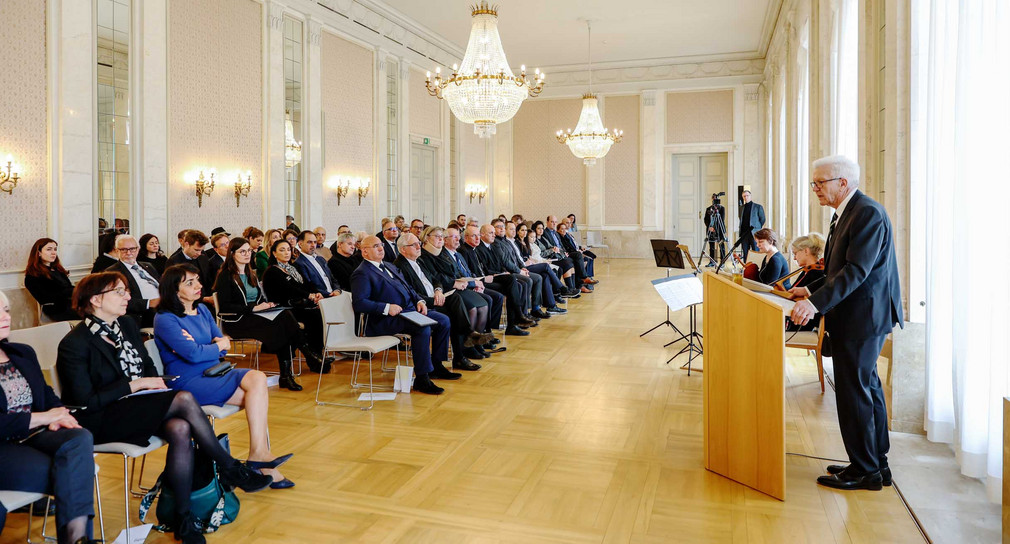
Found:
[785,233,826,332]
[326,232,362,292]
[56,272,272,544]
[0,291,97,544]
[754,228,790,286]
[282,230,300,262]
[213,238,326,377]
[137,233,168,275]
[24,238,79,322]
[260,240,324,372]
[255,229,282,278]
[519,223,578,297]
[154,264,294,486]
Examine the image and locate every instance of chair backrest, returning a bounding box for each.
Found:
[586,230,603,246]
[212,292,223,329]
[318,292,357,348]
[144,339,165,374]
[8,321,74,395]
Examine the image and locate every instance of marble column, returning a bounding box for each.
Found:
[263,1,286,228]
[639,90,663,232]
[136,0,168,241]
[303,17,323,229]
[373,51,389,221]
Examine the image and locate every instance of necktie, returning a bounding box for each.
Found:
[378,263,394,279]
[824,212,839,266]
[453,252,469,276]
[132,264,159,289]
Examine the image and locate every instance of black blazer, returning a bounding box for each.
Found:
[458,244,488,277]
[56,317,159,430]
[0,341,63,441]
[808,190,903,339]
[24,269,76,320]
[91,254,118,274]
[165,251,209,284]
[380,238,398,263]
[327,253,361,292]
[392,256,435,298]
[418,249,457,290]
[474,242,509,274]
[106,260,161,319]
[199,252,226,294]
[758,252,789,286]
[213,273,266,320]
[137,254,168,276]
[492,237,524,274]
[261,265,316,307]
[740,202,766,237]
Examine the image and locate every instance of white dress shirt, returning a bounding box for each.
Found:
[123,261,160,305]
[405,258,435,297]
[303,253,334,293]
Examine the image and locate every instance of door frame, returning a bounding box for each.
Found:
[664,145,736,246]
[407,140,439,224]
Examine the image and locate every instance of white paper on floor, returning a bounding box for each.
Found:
[266,375,280,388]
[111,523,153,544]
[357,392,397,401]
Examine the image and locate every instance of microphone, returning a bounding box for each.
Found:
[715,238,745,274]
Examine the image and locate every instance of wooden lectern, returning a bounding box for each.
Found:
[702,271,786,500]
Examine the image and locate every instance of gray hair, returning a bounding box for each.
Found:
[396,233,418,250]
[790,232,826,258]
[335,232,356,245]
[0,289,8,309]
[421,225,444,245]
[114,234,137,248]
[812,155,860,187]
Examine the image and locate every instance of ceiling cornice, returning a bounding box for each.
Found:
[758,0,787,58]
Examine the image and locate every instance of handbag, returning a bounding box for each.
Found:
[139,433,240,533]
[203,360,234,377]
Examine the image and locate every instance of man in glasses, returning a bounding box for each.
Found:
[738,190,766,261]
[789,155,902,492]
[379,219,400,263]
[106,234,161,327]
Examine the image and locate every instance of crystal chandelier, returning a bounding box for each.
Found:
[425,2,545,138]
[284,110,302,167]
[556,21,622,165]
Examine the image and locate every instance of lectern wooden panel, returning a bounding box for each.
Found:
[702,271,786,500]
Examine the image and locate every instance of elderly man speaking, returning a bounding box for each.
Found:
[789,155,902,491]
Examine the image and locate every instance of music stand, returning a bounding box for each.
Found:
[640,240,687,338]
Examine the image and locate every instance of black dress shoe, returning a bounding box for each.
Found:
[827,464,891,486]
[489,337,501,345]
[430,364,462,380]
[816,471,883,491]
[463,347,486,359]
[505,326,530,336]
[453,358,481,371]
[219,461,273,493]
[546,306,567,314]
[482,344,506,353]
[413,375,444,394]
[279,375,303,391]
[531,309,551,319]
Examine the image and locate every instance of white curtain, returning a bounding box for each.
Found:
[830,0,859,159]
[921,0,1010,501]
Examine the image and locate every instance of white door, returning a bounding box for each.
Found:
[672,153,728,259]
[410,144,436,223]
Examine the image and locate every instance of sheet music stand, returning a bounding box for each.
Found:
[641,240,687,338]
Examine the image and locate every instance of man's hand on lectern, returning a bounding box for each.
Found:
[790,299,816,326]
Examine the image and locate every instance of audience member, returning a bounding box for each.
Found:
[243,227,265,267]
[166,229,210,280]
[256,229,282,277]
[487,221,545,320]
[520,224,578,297]
[379,219,399,263]
[439,226,506,356]
[336,225,351,235]
[459,225,531,336]
[557,220,598,285]
[326,232,361,291]
[24,238,79,321]
[283,230,300,261]
[0,291,97,544]
[542,216,591,292]
[393,216,406,232]
[408,219,424,238]
[350,236,456,394]
[169,229,189,261]
[285,215,300,234]
[502,222,566,314]
[200,232,230,293]
[213,238,326,375]
[313,227,331,260]
[57,272,272,544]
[260,239,324,362]
[154,264,294,487]
[90,233,118,273]
[293,231,341,298]
[137,233,168,275]
[107,235,161,327]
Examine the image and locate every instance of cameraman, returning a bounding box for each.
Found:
[704,193,728,266]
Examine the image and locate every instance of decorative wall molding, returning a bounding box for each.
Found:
[268,0,284,29]
[545,59,765,89]
[307,18,322,46]
[744,83,761,102]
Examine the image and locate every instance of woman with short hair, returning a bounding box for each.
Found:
[754,228,790,286]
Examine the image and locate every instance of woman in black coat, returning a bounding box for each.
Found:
[754,228,790,286]
[0,291,96,544]
[213,238,324,385]
[260,240,324,365]
[56,272,272,543]
[24,238,79,322]
[136,233,168,275]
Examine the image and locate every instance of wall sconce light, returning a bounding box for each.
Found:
[233,171,252,207]
[188,169,215,207]
[466,183,487,203]
[0,155,21,195]
[329,176,370,205]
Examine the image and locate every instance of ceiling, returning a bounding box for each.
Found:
[373,0,779,71]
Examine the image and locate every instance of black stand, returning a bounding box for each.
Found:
[698,204,728,268]
[641,240,686,338]
[665,303,703,374]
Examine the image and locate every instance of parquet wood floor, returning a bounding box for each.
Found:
[2,259,923,543]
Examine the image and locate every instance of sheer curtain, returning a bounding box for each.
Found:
[920,0,1010,501]
[830,0,858,159]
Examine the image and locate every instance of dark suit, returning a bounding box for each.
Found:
[808,190,903,475]
[545,228,588,281]
[90,254,118,274]
[349,260,450,376]
[493,237,546,309]
[380,237,398,263]
[199,252,226,293]
[327,252,362,292]
[476,241,534,314]
[443,248,504,333]
[394,255,475,364]
[0,341,95,531]
[106,260,161,328]
[166,251,209,286]
[739,201,765,260]
[293,253,338,295]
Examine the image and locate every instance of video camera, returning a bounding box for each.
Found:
[710,191,726,205]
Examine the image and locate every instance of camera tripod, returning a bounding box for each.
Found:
[697,202,728,268]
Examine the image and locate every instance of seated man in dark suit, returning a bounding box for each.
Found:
[166,229,213,305]
[293,230,341,297]
[478,224,539,321]
[394,233,491,371]
[501,220,566,314]
[490,219,552,319]
[350,236,459,395]
[327,232,362,291]
[544,215,593,289]
[459,225,533,336]
[379,219,400,263]
[107,234,160,327]
[199,232,229,294]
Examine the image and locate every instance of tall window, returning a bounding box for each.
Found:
[449,119,458,217]
[283,16,303,225]
[834,0,859,158]
[96,0,131,236]
[386,60,399,216]
[796,21,811,235]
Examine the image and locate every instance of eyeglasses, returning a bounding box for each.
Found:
[405,242,421,249]
[809,177,841,190]
[383,227,399,232]
[235,249,253,255]
[430,234,444,239]
[118,247,139,253]
[99,287,128,296]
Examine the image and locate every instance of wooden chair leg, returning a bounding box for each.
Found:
[816,351,825,394]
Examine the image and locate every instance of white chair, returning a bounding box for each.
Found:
[8,322,73,397]
[0,491,48,543]
[143,339,242,428]
[316,293,401,410]
[784,316,826,393]
[585,230,610,265]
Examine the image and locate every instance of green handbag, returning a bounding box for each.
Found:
[139,433,241,533]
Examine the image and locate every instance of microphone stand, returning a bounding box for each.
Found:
[715,237,745,274]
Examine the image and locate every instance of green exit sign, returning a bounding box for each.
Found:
[423,137,429,145]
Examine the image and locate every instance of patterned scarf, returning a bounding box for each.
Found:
[84,315,145,380]
[278,262,304,283]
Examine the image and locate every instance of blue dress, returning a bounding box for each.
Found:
[153,305,251,406]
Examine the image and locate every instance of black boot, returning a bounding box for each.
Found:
[278,354,302,391]
[218,460,273,493]
[300,344,329,374]
[174,511,207,544]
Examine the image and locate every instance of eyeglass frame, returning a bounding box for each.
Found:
[809,177,842,190]
[98,287,129,297]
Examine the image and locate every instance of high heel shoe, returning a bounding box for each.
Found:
[218,460,273,493]
[246,453,294,470]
